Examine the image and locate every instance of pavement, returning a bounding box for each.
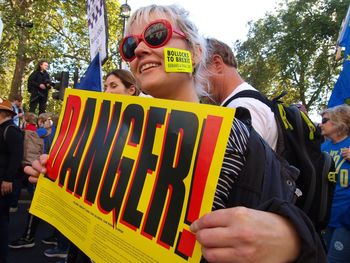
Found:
[8,190,61,263]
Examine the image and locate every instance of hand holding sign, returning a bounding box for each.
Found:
[24,154,49,184]
[190,207,300,263]
[28,89,234,262]
[341,147,350,161]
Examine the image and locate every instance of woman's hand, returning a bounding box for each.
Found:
[24,154,49,184]
[190,207,300,263]
[341,147,350,161]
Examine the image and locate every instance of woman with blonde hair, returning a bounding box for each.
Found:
[320,104,350,263]
[26,4,325,262]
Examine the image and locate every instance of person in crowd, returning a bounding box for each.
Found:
[9,113,50,250]
[37,113,56,154]
[21,112,42,199]
[104,69,139,96]
[65,69,140,263]
[9,112,68,260]
[38,113,69,259]
[25,4,326,262]
[10,94,24,128]
[9,94,25,212]
[0,98,24,263]
[8,112,42,213]
[204,38,278,150]
[21,112,43,167]
[320,104,350,263]
[28,60,52,114]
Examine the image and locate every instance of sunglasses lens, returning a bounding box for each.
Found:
[144,22,169,47]
[122,36,138,60]
[322,118,329,124]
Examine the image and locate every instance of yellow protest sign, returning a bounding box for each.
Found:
[164,48,193,73]
[30,89,235,262]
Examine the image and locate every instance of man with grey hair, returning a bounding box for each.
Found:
[205,38,278,150]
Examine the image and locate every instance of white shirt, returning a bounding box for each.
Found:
[221,82,278,150]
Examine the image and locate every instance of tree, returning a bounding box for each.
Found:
[0,0,122,113]
[234,0,349,112]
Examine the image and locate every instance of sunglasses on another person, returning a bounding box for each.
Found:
[321,117,330,124]
[120,19,187,62]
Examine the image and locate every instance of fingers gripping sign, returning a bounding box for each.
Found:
[191,207,300,263]
[24,154,49,184]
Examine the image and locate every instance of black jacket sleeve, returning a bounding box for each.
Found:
[28,71,41,89]
[258,198,327,263]
[3,126,24,183]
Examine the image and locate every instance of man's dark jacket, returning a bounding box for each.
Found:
[27,70,51,95]
[0,119,24,186]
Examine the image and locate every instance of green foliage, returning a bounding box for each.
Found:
[0,0,124,115]
[235,0,349,112]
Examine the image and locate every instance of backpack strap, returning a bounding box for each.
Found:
[288,105,316,213]
[3,124,17,140]
[222,90,273,108]
[318,152,335,223]
[234,107,253,127]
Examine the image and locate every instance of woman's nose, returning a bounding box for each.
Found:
[134,40,151,58]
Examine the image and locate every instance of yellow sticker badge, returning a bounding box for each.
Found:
[164,48,193,73]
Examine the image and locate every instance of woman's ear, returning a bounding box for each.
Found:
[127,85,137,96]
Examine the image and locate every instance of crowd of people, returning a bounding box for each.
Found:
[0,93,63,262]
[1,3,350,263]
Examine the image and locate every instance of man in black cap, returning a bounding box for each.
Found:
[0,98,24,263]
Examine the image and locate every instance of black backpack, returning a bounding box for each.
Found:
[3,124,22,140]
[227,108,300,208]
[224,90,336,231]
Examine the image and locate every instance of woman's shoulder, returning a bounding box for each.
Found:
[230,118,250,140]
[345,136,350,143]
[226,118,250,154]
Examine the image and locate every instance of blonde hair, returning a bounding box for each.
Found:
[38,113,51,122]
[322,104,350,136]
[24,112,38,125]
[126,4,209,96]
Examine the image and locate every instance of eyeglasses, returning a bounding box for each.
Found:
[321,117,330,124]
[120,19,187,62]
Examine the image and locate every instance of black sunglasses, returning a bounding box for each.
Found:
[321,117,330,124]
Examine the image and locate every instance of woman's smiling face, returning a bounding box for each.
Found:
[128,15,194,100]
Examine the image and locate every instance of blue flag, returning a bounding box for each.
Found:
[76,53,102,92]
[328,6,350,108]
